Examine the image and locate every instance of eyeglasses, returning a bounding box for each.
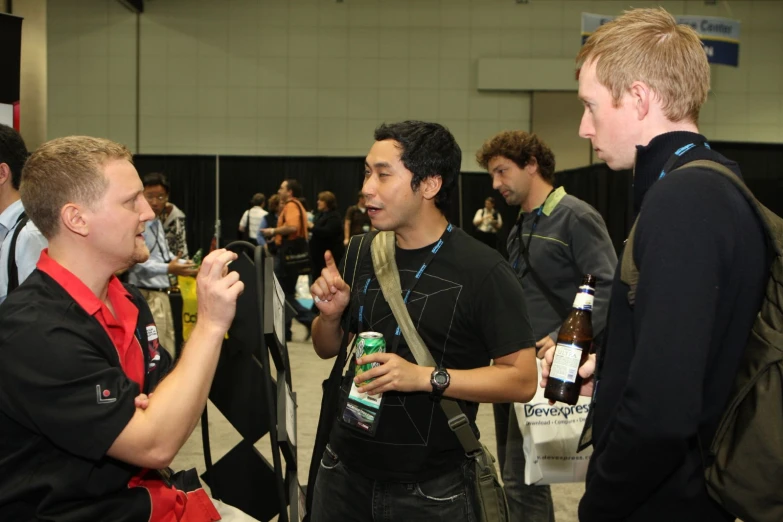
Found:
[145,194,168,202]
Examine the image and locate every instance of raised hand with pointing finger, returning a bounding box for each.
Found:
[310,250,351,319]
[309,250,353,360]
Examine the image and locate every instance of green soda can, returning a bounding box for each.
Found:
[355,332,386,386]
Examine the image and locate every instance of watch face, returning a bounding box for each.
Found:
[435,373,448,385]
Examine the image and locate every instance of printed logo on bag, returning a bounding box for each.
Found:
[524,402,590,420]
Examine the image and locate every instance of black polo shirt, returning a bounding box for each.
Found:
[0,259,173,521]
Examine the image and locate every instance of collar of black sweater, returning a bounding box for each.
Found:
[632,130,708,212]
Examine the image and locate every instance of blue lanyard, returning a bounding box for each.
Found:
[357,223,454,353]
[512,188,555,273]
[658,142,710,180]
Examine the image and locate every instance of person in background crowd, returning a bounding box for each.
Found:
[472,196,502,249]
[238,192,267,244]
[257,194,280,250]
[261,179,314,341]
[343,190,371,246]
[476,130,616,522]
[309,191,344,283]
[0,124,47,307]
[128,173,198,357]
[151,173,188,259]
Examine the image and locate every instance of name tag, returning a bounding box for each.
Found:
[146,325,158,341]
[341,381,383,437]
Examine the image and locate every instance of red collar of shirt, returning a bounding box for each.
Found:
[37,249,128,314]
[37,249,145,388]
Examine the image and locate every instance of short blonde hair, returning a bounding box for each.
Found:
[576,7,710,124]
[20,136,132,238]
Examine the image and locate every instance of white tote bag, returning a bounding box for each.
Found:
[515,359,593,485]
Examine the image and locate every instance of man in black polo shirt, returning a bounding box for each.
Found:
[309,121,538,521]
[0,136,252,521]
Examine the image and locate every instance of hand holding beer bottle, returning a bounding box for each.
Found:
[541,346,596,405]
[543,274,597,405]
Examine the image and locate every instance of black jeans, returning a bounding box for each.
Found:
[311,445,477,522]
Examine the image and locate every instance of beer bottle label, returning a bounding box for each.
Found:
[572,285,594,311]
[549,343,583,383]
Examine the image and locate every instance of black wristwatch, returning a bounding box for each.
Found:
[430,366,450,399]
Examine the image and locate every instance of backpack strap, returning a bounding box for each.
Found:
[304,230,377,520]
[620,159,781,308]
[619,216,640,306]
[6,212,29,293]
[680,160,781,256]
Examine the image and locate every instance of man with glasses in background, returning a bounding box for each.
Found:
[128,172,198,357]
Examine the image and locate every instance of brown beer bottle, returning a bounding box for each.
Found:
[544,274,596,405]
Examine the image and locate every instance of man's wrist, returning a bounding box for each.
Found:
[191,320,228,344]
[316,313,342,329]
[422,366,435,393]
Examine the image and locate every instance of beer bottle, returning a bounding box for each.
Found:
[544,274,595,405]
[192,248,204,269]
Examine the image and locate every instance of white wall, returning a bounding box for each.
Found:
[47,0,137,151]
[47,0,783,171]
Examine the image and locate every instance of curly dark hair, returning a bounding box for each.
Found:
[374,121,461,211]
[0,124,28,190]
[475,131,556,183]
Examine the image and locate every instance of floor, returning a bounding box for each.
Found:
[172,322,585,521]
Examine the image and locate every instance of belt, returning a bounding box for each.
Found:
[137,286,169,293]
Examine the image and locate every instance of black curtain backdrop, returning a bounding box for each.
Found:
[711,141,783,217]
[218,156,365,245]
[134,144,783,261]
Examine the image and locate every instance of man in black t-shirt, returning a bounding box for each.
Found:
[309,121,538,522]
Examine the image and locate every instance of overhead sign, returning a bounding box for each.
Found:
[581,13,741,67]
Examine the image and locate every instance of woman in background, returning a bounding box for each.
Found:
[309,191,344,278]
[257,194,280,251]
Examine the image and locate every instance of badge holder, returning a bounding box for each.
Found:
[339,340,384,437]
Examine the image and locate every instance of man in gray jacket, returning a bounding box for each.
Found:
[476,130,617,522]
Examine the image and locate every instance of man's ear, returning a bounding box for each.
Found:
[421,175,443,202]
[0,163,11,188]
[61,203,89,238]
[629,80,652,120]
[525,157,540,176]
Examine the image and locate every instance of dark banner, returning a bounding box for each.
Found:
[0,13,22,128]
[0,13,22,102]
